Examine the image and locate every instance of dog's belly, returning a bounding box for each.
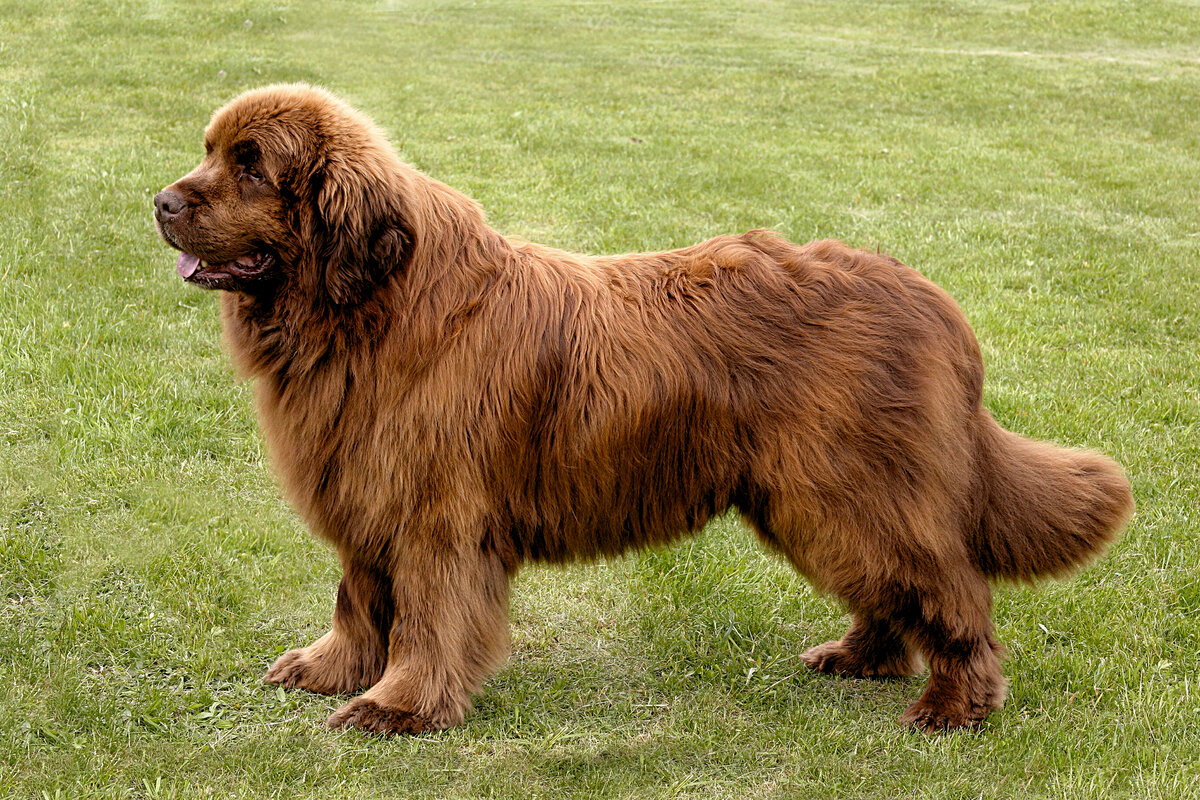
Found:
[498,394,750,563]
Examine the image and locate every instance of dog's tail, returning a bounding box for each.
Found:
[971,411,1133,582]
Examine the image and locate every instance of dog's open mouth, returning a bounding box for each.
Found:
[176,251,274,286]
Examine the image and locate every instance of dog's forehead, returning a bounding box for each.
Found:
[197,85,400,182]
[206,85,390,153]
[206,104,300,152]
[204,87,333,153]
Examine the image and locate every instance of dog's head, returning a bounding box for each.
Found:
[154,84,409,303]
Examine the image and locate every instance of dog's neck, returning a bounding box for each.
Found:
[219,190,515,389]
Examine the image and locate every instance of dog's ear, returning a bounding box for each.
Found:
[312,153,410,304]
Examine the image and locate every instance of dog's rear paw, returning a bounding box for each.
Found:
[801,640,919,679]
[899,699,987,733]
[800,640,851,674]
[325,697,437,736]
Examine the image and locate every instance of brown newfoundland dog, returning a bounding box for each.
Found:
[153,84,1133,736]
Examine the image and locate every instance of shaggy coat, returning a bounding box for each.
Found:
[153,84,1134,735]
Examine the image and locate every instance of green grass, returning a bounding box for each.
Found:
[2,1,1198,797]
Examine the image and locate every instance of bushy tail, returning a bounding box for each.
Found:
[973,412,1134,582]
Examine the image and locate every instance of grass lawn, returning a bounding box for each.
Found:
[2,1,1198,797]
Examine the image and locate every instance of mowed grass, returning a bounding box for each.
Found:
[1,1,1198,797]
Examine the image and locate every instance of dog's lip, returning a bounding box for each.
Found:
[175,250,275,284]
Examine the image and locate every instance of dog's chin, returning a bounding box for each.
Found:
[174,250,276,291]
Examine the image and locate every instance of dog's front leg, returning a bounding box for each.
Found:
[324,533,511,735]
[265,552,393,694]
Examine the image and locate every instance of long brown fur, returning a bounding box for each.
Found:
[153,84,1134,735]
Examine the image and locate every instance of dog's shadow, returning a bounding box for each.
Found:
[464,527,925,752]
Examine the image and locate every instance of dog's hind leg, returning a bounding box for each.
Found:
[265,553,393,695]
[325,535,511,735]
[892,569,1007,732]
[741,499,923,681]
[759,491,1006,731]
[800,610,922,679]
[808,551,1006,732]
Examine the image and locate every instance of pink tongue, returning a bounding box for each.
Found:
[177,252,200,279]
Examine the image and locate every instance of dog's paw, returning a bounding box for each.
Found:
[800,640,853,675]
[325,697,436,736]
[801,640,920,679]
[264,648,310,687]
[899,699,986,733]
[264,647,365,695]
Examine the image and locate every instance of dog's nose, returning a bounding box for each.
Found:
[154,189,187,222]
